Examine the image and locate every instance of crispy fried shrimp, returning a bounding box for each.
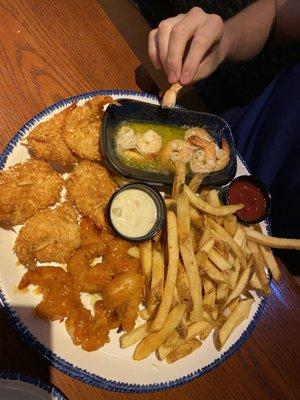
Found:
[63,96,113,161]
[66,160,117,230]
[26,105,77,165]
[65,301,111,351]
[136,130,162,155]
[18,266,81,321]
[102,271,143,331]
[162,82,183,108]
[68,226,140,292]
[160,139,194,172]
[0,159,63,226]
[14,203,81,268]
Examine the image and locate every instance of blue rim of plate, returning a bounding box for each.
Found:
[0,371,66,399]
[0,89,270,393]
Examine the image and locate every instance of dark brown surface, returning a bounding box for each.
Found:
[0,1,300,399]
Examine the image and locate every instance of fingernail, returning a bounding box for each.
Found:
[180,72,191,85]
[168,71,177,83]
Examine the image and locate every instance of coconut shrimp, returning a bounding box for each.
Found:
[116,126,138,153]
[136,130,162,155]
[161,139,194,172]
[162,83,183,108]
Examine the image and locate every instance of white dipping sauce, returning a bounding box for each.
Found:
[110,189,157,238]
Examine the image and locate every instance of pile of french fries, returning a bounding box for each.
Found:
[120,172,300,363]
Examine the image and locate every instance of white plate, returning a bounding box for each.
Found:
[0,372,65,400]
[0,90,269,393]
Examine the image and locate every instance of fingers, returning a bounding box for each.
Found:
[193,45,223,82]
[166,8,207,83]
[180,14,223,85]
[157,15,184,72]
[148,29,162,70]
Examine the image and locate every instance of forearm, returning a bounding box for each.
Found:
[221,0,276,62]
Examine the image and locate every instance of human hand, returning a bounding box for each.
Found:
[148,7,225,85]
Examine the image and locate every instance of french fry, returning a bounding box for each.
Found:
[153,229,163,242]
[224,215,237,237]
[217,298,239,326]
[166,338,202,363]
[203,276,214,294]
[258,244,281,281]
[206,189,221,207]
[214,240,230,260]
[207,218,247,268]
[164,329,181,348]
[203,283,216,311]
[157,336,184,361]
[133,303,186,360]
[245,227,300,250]
[164,198,176,211]
[177,192,203,322]
[233,225,246,247]
[177,192,190,238]
[208,248,232,271]
[151,211,179,331]
[247,240,270,295]
[199,324,213,340]
[172,161,186,198]
[253,252,270,296]
[120,320,152,349]
[176,261,192,308]
[228,258,241,290]
[216,283,228,304]
[150,243,165,304]
[215,298,254,350]
[180,237,203,321]
[186,320,212,340]
[127,246,140,259]
[177,310,189,338]
[195,250,208,274]
[211,309,219,320]
[204,258,227,284]
[198,225,211,249]
[139,308,155,320]
[248,272,262,290]
[188,173,204,193]
[139,241,152,285]
[190,207,205,228]
[185,185,244,216]
[222,261,253,309]
[199,238,215,253]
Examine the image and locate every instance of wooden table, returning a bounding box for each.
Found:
[0,1,299,399]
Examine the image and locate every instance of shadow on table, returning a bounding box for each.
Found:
[0,305,65,399]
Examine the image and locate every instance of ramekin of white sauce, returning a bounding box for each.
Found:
[107,183,166,241]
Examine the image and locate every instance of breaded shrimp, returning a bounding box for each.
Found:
[66,160,117,229]
[65,301,111,351]
[102,271,143,331]
[0,159,63,226]
[18,266,81,321]
[63,96,113,161]
[26,105,77,165]
[14,203,81,268]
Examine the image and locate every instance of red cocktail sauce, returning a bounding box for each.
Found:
[228,180,267,222]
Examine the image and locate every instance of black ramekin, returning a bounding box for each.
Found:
[220,174,271,225]
[107,182,166,242]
